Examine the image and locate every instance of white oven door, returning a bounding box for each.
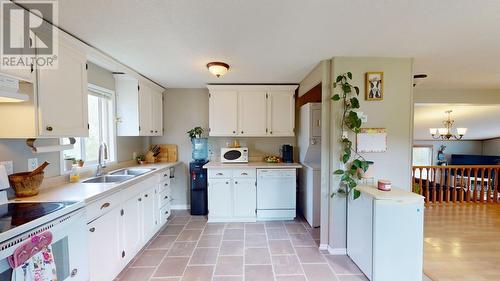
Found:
[0,209,89,281]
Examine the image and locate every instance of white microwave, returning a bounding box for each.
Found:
[221,147,249,163]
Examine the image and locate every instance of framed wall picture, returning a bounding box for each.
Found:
[365,72,384,101]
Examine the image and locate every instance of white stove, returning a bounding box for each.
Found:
[0,164,88,281]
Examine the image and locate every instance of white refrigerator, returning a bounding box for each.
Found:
[347,185,424,281]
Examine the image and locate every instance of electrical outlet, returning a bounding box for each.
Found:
[0,161,13,174]
[28,158,38,171]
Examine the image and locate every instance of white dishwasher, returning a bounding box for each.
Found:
[257,169,296,220]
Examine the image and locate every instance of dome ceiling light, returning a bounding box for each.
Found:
[207,62,230,78]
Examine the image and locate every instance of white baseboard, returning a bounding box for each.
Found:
[318,244,329,251]
[327,245,347,255]
[171,204,190,210]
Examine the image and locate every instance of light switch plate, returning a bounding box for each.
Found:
[0,161,13,175]
[28,158,38,171]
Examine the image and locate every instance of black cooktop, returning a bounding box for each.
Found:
[0,202,77,234]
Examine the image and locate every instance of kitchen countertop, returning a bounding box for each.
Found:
[356,184,424,201]
[203,161,302,169]
[12,162,181,204]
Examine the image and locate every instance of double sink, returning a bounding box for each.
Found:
[82,168,156,184]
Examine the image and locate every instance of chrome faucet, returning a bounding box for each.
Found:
[96,142,108,176]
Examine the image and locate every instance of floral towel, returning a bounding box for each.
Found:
[11,246,57,281]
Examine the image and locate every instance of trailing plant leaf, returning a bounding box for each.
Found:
[353,189,361,199]
[330,72,373,200]
[350,97,360,109]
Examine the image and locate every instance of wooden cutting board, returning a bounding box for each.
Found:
[153,144,178,163]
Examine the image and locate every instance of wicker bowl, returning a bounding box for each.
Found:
[8,172,44,197]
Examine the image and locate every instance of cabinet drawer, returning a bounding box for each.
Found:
[158,177,171,192]
[86,191,123,222]
[232,169,256,178]
[208,169,232,179]
[159,169,170,181]
[159,187,171,208]
[159,203,171,225]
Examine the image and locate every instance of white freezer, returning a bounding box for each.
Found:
[347,185,424,281]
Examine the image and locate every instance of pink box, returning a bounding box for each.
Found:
[378,180,391,191]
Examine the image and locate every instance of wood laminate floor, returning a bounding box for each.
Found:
[424,203,500,281]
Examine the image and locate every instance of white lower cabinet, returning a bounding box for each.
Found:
[208,169,256,222]
[121,194,142,264]
[88,208,122,281]
[87,169,173,281]
[233,178,257,218]
[142,186,158,239]
[208,179,233,220]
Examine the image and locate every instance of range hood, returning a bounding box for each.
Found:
[0,75,29,102]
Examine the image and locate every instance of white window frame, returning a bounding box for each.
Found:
[412,145,433,179]
[60,83,117,174]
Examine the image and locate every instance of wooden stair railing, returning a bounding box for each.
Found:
[412,165,500,204]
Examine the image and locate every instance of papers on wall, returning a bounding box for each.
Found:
[356,128,387,153]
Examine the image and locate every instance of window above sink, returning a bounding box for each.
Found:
[61,83,117,174]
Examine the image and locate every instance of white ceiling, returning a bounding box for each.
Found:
[51,0,500,88]
[413,104,500,140]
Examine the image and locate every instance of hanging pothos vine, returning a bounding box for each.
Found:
[331,72,371,200]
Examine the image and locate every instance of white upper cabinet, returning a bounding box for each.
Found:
[0,16,34,82]
[0,32,89,138]
[238,91,267,136]
[115,75,164,136]
[138,82,153,135]
[209,90,238,136]
[151,91,163,136]
[267,91,295,136]
[37,36,89,137]
[207,85,298,137]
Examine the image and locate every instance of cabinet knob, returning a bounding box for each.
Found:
[150,130,154,133]
[241,131,244,134]
[138,198,142,202]
[70,269,78,277]
[241,172,248,176]
[145,194,148,198]
[233,131,236,134]
[100,202,110,209]
[89,227,95,232]
[225,181,229,184]
[235,181,238,184]
[164,195,169,199]
[165,210,169,215]
[155,130,158,133]
[270,131,273,134]
[216,173,223,176]
[46,126,53,131]
[164,182,169,186]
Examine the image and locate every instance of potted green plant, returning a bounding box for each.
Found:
[331,72,373,199]
[187,126,204,139]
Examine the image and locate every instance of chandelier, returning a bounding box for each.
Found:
[429,110,467,140]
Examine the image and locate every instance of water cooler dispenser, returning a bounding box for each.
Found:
[190,138,208,215]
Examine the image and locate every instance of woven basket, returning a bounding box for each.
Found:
[8,172,44,197]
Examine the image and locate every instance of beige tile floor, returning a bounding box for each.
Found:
[117,210,367,281]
